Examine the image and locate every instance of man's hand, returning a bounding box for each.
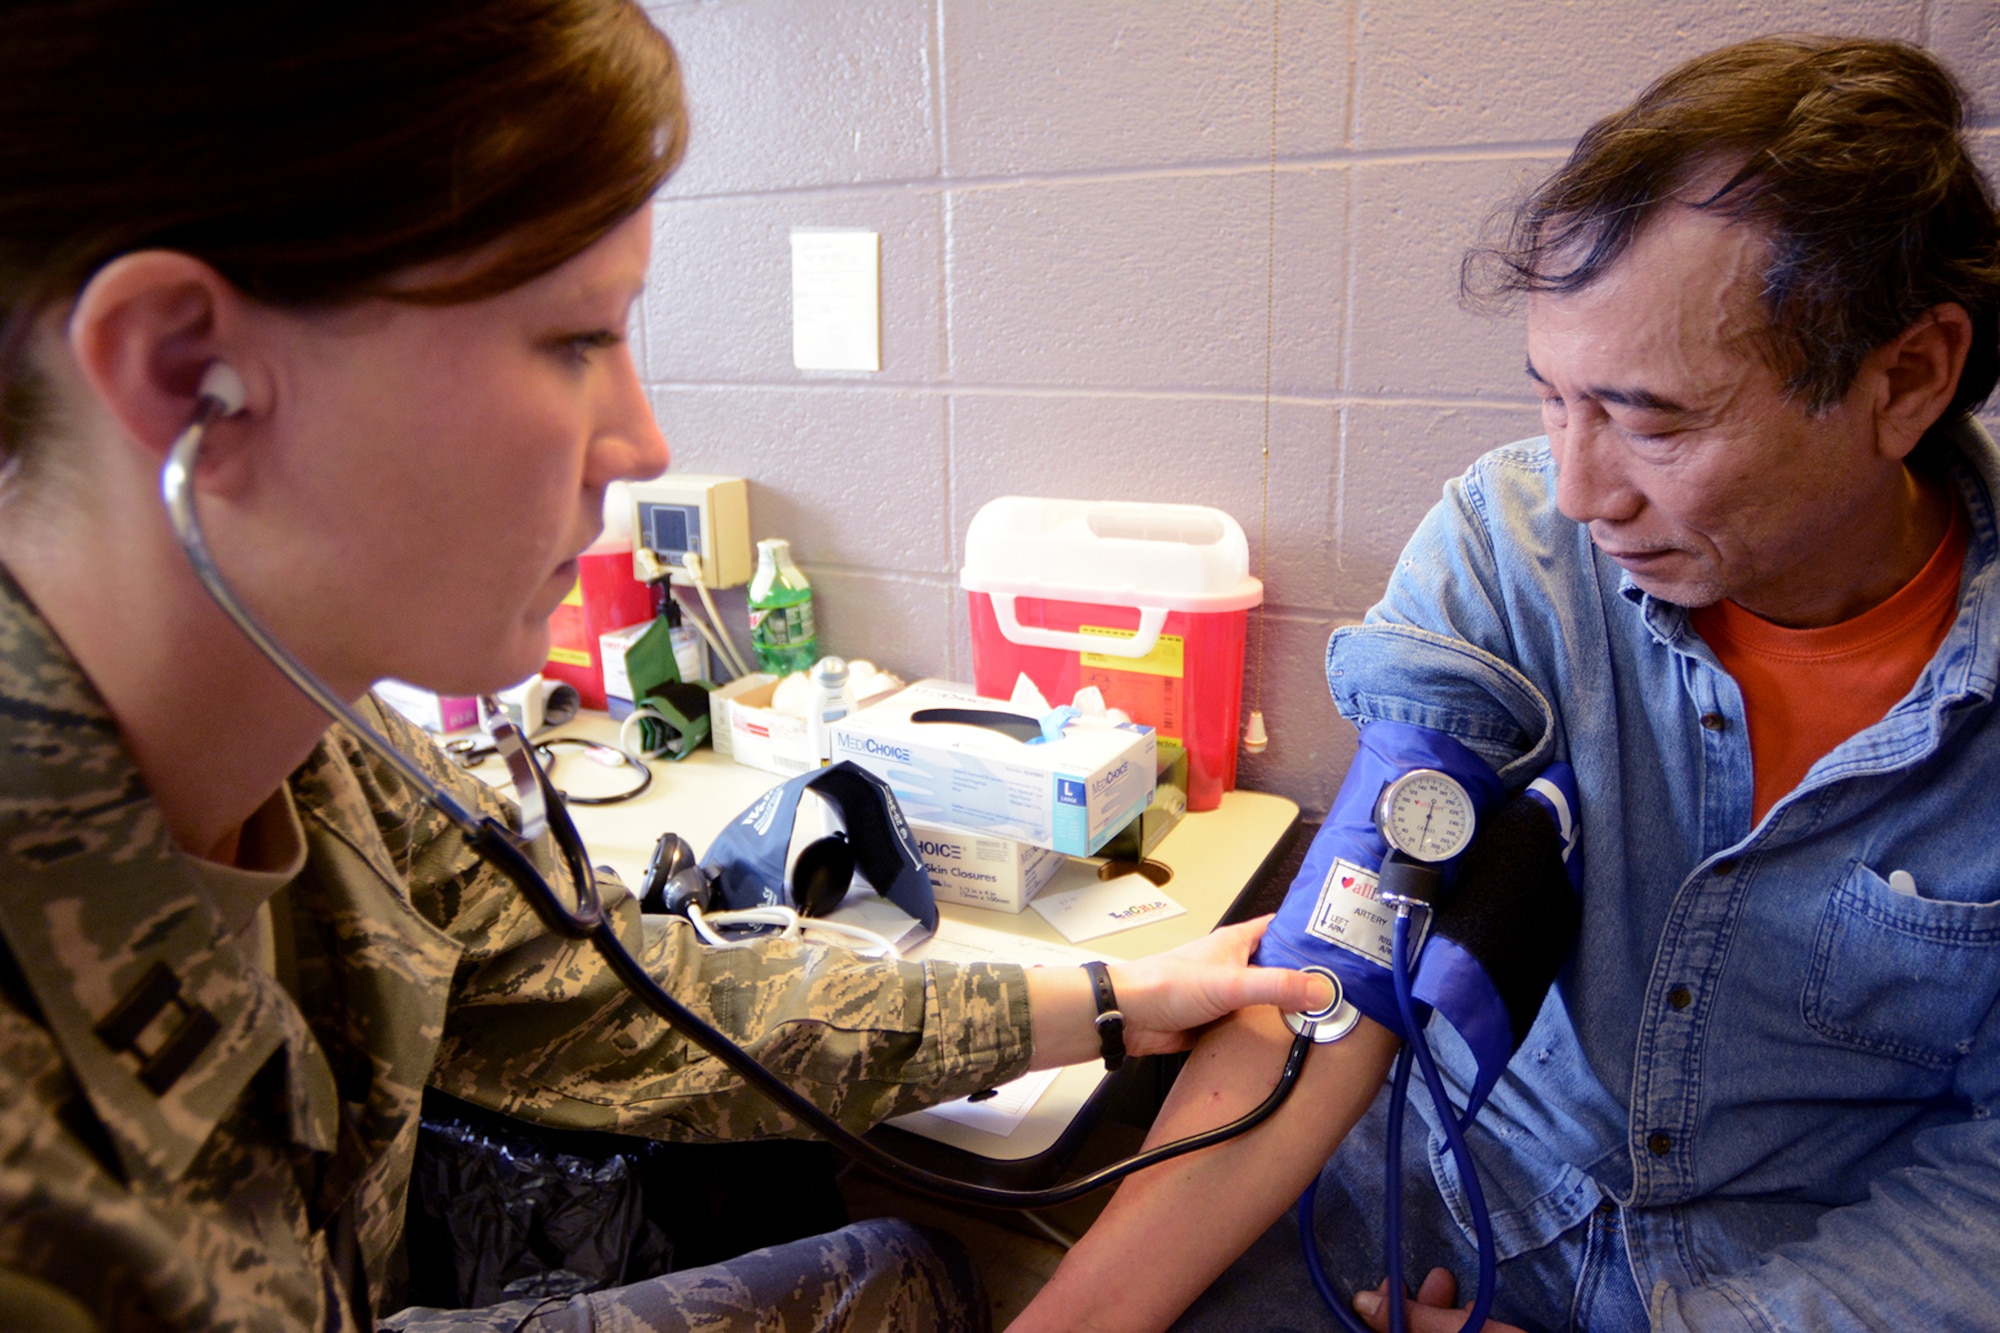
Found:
[1023,915,1336,1071]
[1353,1268,1525,1333]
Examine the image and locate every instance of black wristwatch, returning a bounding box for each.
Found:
[1081,960,1126,1071]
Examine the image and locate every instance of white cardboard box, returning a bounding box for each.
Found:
[705,673,775,758]
[910,821,1066,913]
[374,679,480,733]
[828,680,1155,857]
[715,674,817,776]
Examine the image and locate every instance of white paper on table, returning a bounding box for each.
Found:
[905,916,1103,968]
[901,1067,1064,1138]
[1030,875,1187,943]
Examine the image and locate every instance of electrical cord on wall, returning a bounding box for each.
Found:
[681,550,751,678]
[1242,0,1281,760]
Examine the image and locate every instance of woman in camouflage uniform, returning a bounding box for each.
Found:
[0,3,1330,1330]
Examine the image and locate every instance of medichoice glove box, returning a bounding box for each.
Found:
[828,680,1156,857]
[909,821,1065,913]
[1094,737,1188,865]
[960,497,1262,812]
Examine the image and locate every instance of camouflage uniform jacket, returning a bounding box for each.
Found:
[0,572,1034,1330]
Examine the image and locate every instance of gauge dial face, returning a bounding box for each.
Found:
[1376,770,1476,862]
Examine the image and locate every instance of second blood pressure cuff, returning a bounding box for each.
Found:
[704,762,938,931]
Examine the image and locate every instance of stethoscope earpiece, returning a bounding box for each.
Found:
[197,362,246,417]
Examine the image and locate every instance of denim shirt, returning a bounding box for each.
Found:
[1328,418,2000,1331]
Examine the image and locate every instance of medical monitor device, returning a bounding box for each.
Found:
[628,475,752,588]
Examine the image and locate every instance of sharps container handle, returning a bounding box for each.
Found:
[988,596,1167,658]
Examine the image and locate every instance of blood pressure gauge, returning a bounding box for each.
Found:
[1374,769,1476,864]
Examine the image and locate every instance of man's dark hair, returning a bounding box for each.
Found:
[1464,37,2000,420]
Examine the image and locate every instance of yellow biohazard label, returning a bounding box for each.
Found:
[1079,625,1184,678]
[548,646,592,666]
[561,579,584,607]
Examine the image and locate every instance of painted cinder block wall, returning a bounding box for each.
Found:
[637,0,2000,818]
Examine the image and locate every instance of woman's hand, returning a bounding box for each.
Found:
[1024,915,1335,1069]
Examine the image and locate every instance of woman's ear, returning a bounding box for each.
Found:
[64,251,263,461]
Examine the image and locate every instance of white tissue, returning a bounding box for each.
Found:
[770,670,813,718]
[1010,673,1052,714]
[847,659,903,704]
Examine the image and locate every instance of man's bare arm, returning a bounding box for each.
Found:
[1010,1005,1398,1333]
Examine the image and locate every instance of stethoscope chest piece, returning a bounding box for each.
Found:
[1283,965,1361,1044]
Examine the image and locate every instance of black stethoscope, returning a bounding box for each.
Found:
[161,362,1323,1212]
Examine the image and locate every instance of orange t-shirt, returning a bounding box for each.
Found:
[1690,502,1967,826]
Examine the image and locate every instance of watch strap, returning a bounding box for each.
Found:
[1081,960,1126,1071]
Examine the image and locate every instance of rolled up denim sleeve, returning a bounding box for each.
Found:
[1329,448,1564,785]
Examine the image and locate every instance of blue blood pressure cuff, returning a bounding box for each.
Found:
[1256,722,1581,1115]
[1255,721,1505,1032]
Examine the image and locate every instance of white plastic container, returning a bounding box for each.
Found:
[960,497,1262,811]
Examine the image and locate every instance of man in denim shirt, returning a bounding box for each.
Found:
[1015,36,2000,1333]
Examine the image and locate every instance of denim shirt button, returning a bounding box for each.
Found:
[1711,859,1738,877]
[1699,712,1727,731]
[1647,1131,1673,1156]
[1667,985,1693,1010]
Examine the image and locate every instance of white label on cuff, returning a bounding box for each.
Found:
[1303,857,1425,970]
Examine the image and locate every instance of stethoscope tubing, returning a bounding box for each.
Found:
[161,388,1313,1212]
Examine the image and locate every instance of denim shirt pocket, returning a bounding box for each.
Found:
[1803,859,2000,1068]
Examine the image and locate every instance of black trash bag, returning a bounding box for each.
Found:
[404,1094,671,1309]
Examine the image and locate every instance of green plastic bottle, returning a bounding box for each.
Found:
[747,538,819,674]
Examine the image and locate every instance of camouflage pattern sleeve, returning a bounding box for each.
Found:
[0,557,1031,1328]
[302,700,1036,1141]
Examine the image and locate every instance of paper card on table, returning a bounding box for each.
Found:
[899,1067,1062,1138]
[1030,876,1186,943]
[907,916,1103,968]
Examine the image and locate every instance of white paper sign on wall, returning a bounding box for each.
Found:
[790,229,881,372]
